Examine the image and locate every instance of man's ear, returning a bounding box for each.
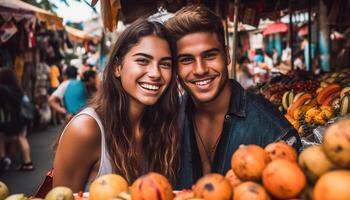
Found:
[225,46,231,65]
[114,65,121,78]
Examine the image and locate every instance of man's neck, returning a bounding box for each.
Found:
[193,81,232,117]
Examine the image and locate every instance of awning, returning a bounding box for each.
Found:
[262,23,288,36]
[0,0,63,29]
[65,25,95,43]
[298,24,308,37]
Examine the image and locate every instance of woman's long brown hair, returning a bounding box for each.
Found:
[89,19,180,184]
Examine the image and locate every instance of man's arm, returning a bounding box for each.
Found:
[48,95,66,115]
[49,81,69,115]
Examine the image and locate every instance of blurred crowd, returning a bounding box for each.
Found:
[0,59,99,172]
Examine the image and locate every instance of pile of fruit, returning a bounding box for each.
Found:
[1,118,349,200]
[260,69,350,136]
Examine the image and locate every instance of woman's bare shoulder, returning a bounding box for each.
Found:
[60,114,101,147]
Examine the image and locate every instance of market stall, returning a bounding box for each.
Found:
[0,0,67,127]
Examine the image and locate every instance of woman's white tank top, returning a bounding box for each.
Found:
[59,107,113,191]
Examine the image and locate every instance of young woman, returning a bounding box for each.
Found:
[53,19,180,192]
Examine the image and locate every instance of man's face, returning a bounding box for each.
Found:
[176,32,229,103]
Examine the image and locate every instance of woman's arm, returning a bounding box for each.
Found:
[53,114,101,192]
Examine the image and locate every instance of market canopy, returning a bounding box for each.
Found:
[263,23,289,36]
[0,0,63,29]
[65,25,96,43]
[91,0,321,31]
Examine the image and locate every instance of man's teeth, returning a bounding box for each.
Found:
[195,79,211,86]
[140,83,160,90]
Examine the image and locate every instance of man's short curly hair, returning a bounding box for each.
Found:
[165,5,225,49]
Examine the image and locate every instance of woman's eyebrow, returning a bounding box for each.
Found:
[160,57,172,61]
[132,53,153,59]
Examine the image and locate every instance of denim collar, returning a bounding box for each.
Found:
[227,79,247,118]
[183,79,247,118]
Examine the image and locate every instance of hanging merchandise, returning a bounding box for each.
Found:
[13,54,24,85]
[0,21,18,43]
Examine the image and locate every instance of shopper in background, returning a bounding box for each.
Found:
[294,50,305,70]
[48,66,87,121]
[236,56,255,89]
[53,19,179,192]
[49,61,62,125]
[166,6,301,189]
[0,68,34,171]
[81,70,97,98]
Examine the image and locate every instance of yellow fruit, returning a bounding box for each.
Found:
[89,174,128,200]
[323,118,350,168]
[231,145,270,181]
[131,172,173,200]
[233,182,270,200]
[45,187,73,200]
[225,169,242,188]
[0,181,9,200]
[264,141,297,162]
[262,160,306,199]
[4,194,27,200]
[193,173,232,200]
[313,170,350,200]
[305,107,321,123]
[298,145,336,183]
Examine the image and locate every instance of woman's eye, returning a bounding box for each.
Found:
[136,58,149,65]
[160,62,172,68]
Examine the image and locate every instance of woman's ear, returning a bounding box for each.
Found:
[114,65,121,78]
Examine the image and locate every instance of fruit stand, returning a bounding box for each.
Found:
[1,0,350,199]
[256,68,350,142]
[1,117,350,199]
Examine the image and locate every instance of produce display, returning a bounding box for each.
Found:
[259,69,350,137]
[1,117,350,200]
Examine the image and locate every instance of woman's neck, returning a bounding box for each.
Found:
[128,100,145,139]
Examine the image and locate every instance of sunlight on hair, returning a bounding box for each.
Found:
[148,8,174,24]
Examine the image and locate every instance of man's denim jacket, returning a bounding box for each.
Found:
[175,80,302,189]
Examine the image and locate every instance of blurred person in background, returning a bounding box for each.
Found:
[49,61,62,125]
[48,66,87,121]
[294,50,305,70]
[236,56,255,89]
[0,68,34,171]
[81,70,97,98]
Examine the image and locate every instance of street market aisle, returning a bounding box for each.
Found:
[0,125,62,196]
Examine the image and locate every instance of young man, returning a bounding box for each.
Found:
[165,6,302,189]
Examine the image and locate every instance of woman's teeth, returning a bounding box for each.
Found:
[140,83,160,91]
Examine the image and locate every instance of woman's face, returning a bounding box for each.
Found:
[115,35,173,108]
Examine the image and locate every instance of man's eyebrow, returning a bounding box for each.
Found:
[201,48,220,55]
[177,54,193,59]
[132,53,153,59]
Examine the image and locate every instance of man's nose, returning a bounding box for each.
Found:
[193,59,208,75]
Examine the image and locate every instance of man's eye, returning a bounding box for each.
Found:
[136,58,149,65]
[179,57,193,64]
[203,53,216,60]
